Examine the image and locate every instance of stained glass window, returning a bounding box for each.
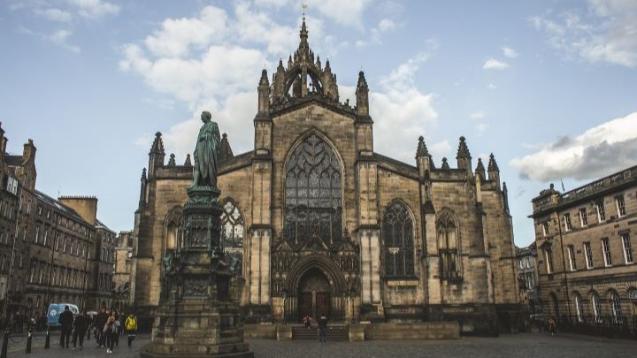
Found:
[221,200,244,248]
[437,213,462,282]
[382,202,414,277]
[221,200,244,276]
[284,134,342,247]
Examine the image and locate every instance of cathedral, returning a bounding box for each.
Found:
[131,19,521,335]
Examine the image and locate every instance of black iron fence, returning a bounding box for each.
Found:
[539,315,637,339]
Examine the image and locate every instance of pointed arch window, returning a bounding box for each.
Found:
[382,202,415,278]
[284,134,342,247]
[221,200,244,276]
[437,212,462,282]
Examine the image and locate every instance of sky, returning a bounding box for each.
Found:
[1,0,637,247]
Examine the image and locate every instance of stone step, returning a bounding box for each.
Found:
[292,326,348,341]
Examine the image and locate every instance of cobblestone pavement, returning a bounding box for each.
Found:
[5,333,636,357]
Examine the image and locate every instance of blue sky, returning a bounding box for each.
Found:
[2,0,637,246]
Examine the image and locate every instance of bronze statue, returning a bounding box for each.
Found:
[193,111,221,188]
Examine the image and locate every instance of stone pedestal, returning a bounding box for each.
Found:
[141,186,253,357]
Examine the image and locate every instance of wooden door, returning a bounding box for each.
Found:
[299,292,313,321]
[315,292,330,318]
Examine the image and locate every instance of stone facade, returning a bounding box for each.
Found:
[531,166,637,329]
[132,20,521,334]
[0,124,115,321]
[112,230,135,311]
[516,243,539,315]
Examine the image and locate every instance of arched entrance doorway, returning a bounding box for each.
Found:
[298,268,331,321]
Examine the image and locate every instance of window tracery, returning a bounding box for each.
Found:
[221,200,244,276]
[382,202,415,277]
[284,134,342,247]
[437,212,462,282]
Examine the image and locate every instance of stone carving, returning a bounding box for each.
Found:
[183,278,208,297]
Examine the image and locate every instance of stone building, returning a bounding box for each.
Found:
[113,230,135,311]
[516,243,539,315]
[531,166,637,331]
[0,123,22,315]
[1,126,116,318]
[132,20,521,334]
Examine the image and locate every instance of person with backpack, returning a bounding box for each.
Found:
[125,313,138,348]
[103,311,116,354]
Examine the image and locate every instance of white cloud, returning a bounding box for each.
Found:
[144,6,229,58]
[120,43,267,107]
[511,112,637,181]
[121,2,428,164]
[356,17,398,47]
[48,29,80,53]
[531,0,637,67]
[487,83,497,90]
[35,8,73,22]
[306,0,372,28]
[502,46,518,58]
[430,140,451,160]
[67,0,119,18]
[470,111,486,120]
[371,52,439,162]
[483,58,510,70]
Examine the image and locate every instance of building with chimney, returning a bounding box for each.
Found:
[0,123,116,321]
[132,19,521,334]
[531,166,637,335]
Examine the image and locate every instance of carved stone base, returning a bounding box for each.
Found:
[141,297,253,357]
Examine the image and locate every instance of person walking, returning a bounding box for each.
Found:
[113,310,120,347]
[72,311,89,350]
[125,313,138,348]
[58,306,74,348]
[547,317,557,336]
[103,312,116,354]
[318,313,328,343]
[94,308,108,348]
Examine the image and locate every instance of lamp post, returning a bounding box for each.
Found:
[43,221,61,349]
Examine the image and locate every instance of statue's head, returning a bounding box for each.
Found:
[201,111,212,123]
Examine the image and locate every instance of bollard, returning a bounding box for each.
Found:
[26,330,32,354]
[1,329,8,358]
[44,329,50,349]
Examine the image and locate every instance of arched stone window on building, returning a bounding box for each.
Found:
[382,202,415,278]
[573,292,584,322]
[608,290,624,324]
[549,292,560,319]
[164,207,183,252]
[437,211,462,282]
[591,291,602,323]
[284,133,342,247]
[221,199,244,276]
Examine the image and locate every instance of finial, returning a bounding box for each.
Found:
[416,136,430,158]
[456,136,471,159]
[184,154,192,167]
[488,153,499,172]
[475,158,486,178]
[168,153,176,166]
